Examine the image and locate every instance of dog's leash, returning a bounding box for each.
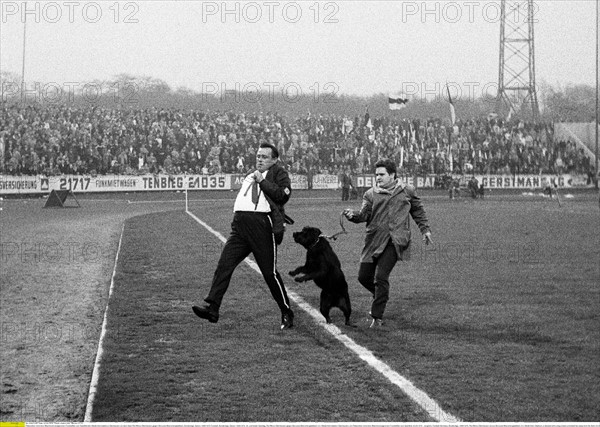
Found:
[322,212,349,241]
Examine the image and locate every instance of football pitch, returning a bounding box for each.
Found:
[1,190,599,422]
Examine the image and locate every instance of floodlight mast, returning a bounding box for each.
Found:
[594,0,600,190]
[497,0,540,123]
[21,2,27,103]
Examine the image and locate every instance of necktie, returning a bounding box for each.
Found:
[251,181,259,204]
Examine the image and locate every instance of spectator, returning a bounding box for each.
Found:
[0,104,592,177]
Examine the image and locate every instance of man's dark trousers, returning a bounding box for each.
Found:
[205,211,292,313]
[357,239,398,319]
[342,186,350,201]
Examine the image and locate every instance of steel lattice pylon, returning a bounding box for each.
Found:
[497,0,540,122]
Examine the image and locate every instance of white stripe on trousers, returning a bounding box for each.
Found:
[267,215,290,310]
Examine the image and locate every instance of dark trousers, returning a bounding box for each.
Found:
[205,211,292,314]
[357,239,398,319]
[341,186,350,201]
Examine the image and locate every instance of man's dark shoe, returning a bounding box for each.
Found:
[281,310,294,330]
[192,304,219,323]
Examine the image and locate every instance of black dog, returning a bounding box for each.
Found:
[289,226,352,326]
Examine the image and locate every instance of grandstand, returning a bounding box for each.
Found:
[554,122,600,163]
[0,105,595,187]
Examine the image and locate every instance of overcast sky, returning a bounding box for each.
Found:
[0,1,598,101]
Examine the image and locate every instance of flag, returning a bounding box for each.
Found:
[365,107,373,130]
[388,93,408,110]
[506,107,513,122]
[342,117,353,135]
[446,85,456,125]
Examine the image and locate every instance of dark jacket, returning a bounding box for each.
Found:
[348,180,430,262]
[259,161,293,244]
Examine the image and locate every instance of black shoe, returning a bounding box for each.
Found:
[281,310,294,330]
[192,304,219,323]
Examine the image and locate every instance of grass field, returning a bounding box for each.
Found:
[0,196,181,421]
[1,189,599,422]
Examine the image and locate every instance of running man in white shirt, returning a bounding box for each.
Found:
[192,143,295,329]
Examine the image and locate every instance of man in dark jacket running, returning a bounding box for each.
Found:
[344,158,433,328]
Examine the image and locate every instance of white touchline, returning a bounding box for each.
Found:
[126,196,335,204]
[186,210,461,423]
[84,223,125,422]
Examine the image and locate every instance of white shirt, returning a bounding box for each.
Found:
[233,172,271,213]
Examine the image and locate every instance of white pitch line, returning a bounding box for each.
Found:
[84,223,125,422]
[127,196,337,204]
[185,209,460,423]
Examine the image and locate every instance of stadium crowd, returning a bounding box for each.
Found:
[0,104,593,179]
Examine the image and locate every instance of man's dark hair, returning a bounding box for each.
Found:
[375,158,397,177]
[259,142,279,158]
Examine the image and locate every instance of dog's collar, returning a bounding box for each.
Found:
[309,235,324,249]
